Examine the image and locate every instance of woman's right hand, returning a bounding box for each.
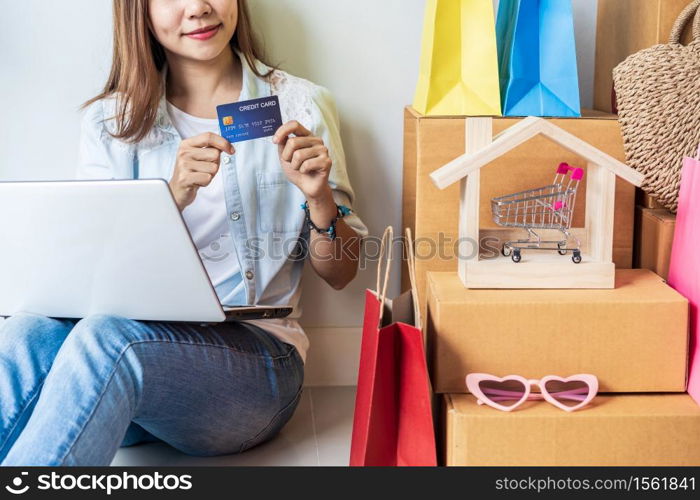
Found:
[168,132,235,212]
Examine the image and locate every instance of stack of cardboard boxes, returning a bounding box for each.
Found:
[427,271,693,466]
[402,0,700,465]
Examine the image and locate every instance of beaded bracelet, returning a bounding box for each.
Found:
[300,201,352,241]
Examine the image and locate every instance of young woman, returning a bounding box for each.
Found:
[0,0,366,466]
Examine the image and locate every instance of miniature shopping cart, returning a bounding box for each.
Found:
[491,163,585,264]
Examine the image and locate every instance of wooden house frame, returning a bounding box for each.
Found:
[429,117,644,289]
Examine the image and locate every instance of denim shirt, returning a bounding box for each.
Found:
[76,51,368,318]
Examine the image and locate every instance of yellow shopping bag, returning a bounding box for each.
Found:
[413,0,502,117]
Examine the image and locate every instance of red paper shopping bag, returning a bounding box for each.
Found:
[668,145,700,406]
[350,227,437,466]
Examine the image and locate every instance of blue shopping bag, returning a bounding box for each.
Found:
[496,0,581,117]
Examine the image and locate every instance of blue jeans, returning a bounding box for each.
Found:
[0,312,304,466]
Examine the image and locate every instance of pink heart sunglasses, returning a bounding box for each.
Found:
[466,373,599,412]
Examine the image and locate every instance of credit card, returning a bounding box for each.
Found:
[216,95,282,143]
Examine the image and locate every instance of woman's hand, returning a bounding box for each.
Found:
[169,132,235,212]
[272,121,332,202]
[273,121,359,290]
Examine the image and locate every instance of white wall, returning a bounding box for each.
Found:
[0,0,598,343]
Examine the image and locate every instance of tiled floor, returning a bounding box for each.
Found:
[111,386,356,467]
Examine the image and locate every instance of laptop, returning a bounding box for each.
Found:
[0,179,293,323]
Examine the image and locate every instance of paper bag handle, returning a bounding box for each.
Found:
[404,227,422,329]
[696,144,700,160]
[376,226,394,325]
[670,0,700,43]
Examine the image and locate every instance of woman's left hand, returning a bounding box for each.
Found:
[273,121,332,200]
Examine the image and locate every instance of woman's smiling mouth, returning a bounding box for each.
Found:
[183,23,222,41]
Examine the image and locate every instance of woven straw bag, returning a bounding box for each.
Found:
[613,0,700,213]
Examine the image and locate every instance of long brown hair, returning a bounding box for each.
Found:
[82,0,274,144]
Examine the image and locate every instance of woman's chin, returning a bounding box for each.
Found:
[182,44,232,63]
[180,48,228,63]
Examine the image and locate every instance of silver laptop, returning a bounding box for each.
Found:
[0,179,292,323]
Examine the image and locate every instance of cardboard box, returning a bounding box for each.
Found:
[634,207,676,280]
[426,269,688,394]
[402,107,636,316]
[594,0,693,113]
[442,393,700,466]
[636,188,664,209]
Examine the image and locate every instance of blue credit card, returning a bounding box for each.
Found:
[216,96,282,143]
